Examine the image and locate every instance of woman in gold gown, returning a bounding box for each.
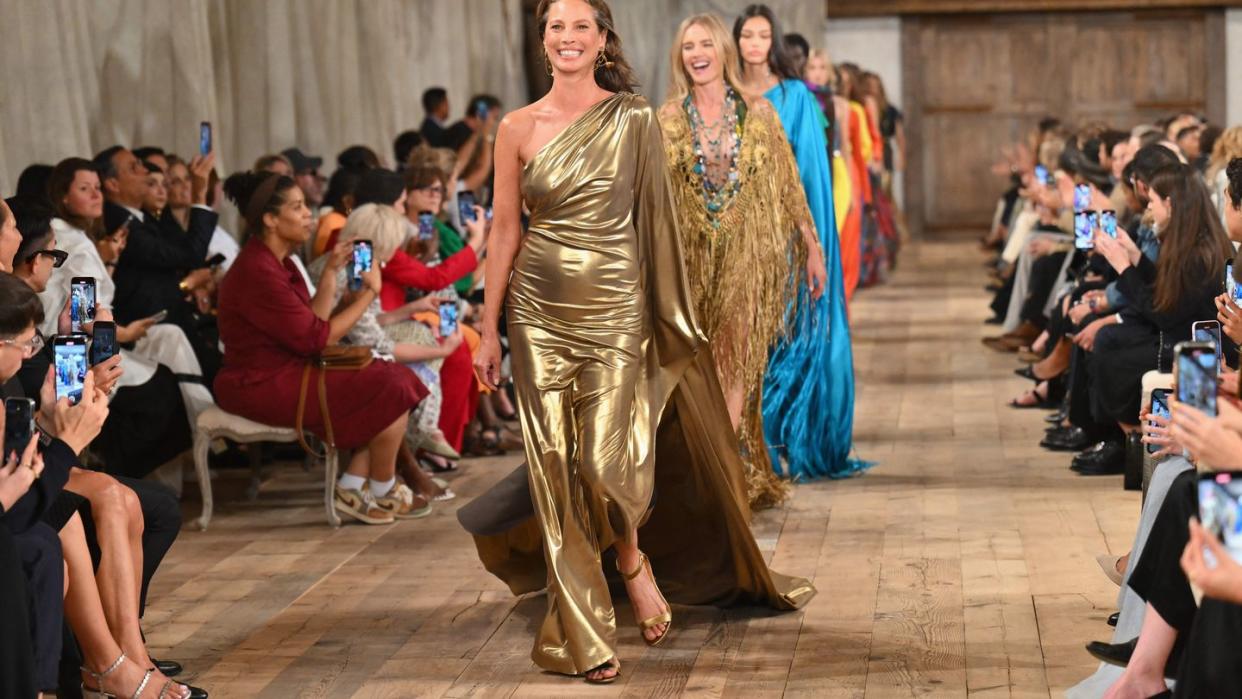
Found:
[470,0,814,685]
[659,14,826,509]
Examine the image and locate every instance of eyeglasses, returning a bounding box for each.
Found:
[0,334,44,358]
[416,185,445,196]
[30,250,68,268]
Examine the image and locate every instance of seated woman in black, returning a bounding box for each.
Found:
[1083,163,1233,470]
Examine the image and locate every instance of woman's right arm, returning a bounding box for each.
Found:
[475,113,528,389]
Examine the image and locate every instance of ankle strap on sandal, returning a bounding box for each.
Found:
[617,552,648,581]
[81,651,127,681]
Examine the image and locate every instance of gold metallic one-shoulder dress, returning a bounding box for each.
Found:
[468,92,814,677]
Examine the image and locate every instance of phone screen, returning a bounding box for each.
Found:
[1074,212,1093,250]
[90,321,117,366]
[1194,321,1223,368]
[4,398,35,460]
[1178,345,1219,417]
[1034,165,1049,185]
[475,101,490,121]
[1073,184,1091,212]
[418,213,436,241]
[54,335,89,405]
[1100,210,1117,238]
[1229,262,1242,305]
[458,191,477,224]
[70,278,96,333]
[349,240,373,291]
[1199,472,1242,565]
[1147,389,1170,455]
[199,121,212,156]
[439,302,459,337]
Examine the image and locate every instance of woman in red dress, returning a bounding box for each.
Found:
[215,171,427,525]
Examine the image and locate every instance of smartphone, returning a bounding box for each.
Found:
[1193,320,1223,368]
[439,302,459,337]
[1100,209,1117,238]
[53,334,89,406]
[458,191,478,224]
[1074,211,1093,250]
[70,277,96,333]
[1034,165,1050,185]
[90,321,117,366]
[349,240,373,292]
[1228,261,1242,306]
[475,100,490,121]
[1198,471,1242,565]
[145,309,169,324]
[1073,183,1091,212]
[417,212,436,241]
[205,252,227,268]
[4,397,35,461]
[1175,341,1219,417]
[199,121,212,156]
[1147,388,1170,455]
[1085,210,1099,238]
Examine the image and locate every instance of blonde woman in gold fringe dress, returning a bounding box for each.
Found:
[659,14,827,509]
[468,0,815,686]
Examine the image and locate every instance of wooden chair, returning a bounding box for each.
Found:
[192,406,340,530]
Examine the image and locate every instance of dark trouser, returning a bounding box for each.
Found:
[94,365,192,480]
[1089,323,1159,426]
[1129,469,1196,672]
[1019,251,1067,326]
[15,523,64,692]
[1175,598,1242,697]
[0,525,38,698]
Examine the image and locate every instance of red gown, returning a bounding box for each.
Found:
[215,239,426,449]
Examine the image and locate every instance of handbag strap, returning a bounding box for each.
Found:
[295,361,336,457]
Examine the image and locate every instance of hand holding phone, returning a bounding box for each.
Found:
[439,302,459,337]
[70,277,96,334]
[458,191,478,224]
[53,334,90,406]
[4,397,36,463]
[90,321,117,366]
[349,240,374,292]
[1074,211,1094,250]
[199,121,213,156]
[1176,341,1220,417]
[1146,388,1172,455]
[417,213,436,241]
[1100,210,1118,238]
[1198,472,1242,568]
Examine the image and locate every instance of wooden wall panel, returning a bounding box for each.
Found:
[902,9,1225,236]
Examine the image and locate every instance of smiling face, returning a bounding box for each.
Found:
[542,0,607,79]
[737,16,772,69]
[680,22,722,88]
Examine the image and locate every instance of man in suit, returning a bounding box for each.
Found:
[93,146,221,382]
[420,87,452,148]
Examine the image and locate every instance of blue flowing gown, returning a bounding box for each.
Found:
[762,79,869,480]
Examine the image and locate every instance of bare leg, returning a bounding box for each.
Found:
[614,532,670,643]
[1103,602,1175,699]
[723,379,745,432]
[365,413,408,482]
[61,513,184,699]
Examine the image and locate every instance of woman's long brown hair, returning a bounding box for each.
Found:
[1147,162,1233,314]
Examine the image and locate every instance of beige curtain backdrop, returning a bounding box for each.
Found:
[0,0,526,194]
[0,0,823,195]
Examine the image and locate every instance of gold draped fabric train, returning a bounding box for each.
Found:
[659,95,814,509]
[457,92,816,677]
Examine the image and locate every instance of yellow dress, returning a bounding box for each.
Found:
[660,95,812,509]
[463,92,815,677]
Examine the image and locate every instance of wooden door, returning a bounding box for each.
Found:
[901,10,1224,237]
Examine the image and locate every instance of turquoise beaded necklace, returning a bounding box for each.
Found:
[685,86,744,227]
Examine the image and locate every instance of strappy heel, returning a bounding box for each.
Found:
[82,651,184,699]
[618,552,672,647]
[584,658,620,685]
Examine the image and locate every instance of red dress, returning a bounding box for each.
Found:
[215,239,426,449]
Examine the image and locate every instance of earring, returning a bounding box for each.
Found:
[595,49,608,71]
[544,50,554,77]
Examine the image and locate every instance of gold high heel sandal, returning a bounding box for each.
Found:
[618,552,672,647]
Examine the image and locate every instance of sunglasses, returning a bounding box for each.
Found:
[29,249,68,268]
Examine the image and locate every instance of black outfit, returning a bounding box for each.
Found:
[16,522,64,691]
[1174,598,1242,697]
[108,201,221,384]
[17,341,191,480]
[1091,255,1219,424]
[1128,469,1198,635]
[420,116,452,149]
[879,105,903,172]
[0,524,38,698]
[1020,251,1068,326]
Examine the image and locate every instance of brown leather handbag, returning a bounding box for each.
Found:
[295,346,373,455]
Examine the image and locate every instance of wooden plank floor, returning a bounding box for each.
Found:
[144,239,1138,697]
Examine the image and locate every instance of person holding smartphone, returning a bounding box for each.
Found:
[217,171,429,525]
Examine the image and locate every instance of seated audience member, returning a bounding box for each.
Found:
[312,167,365,259]
[41,158,208,462]
[0,444,41,698]
[0,265,198,699]
[252,153,293,177]
[420,87,451,148]
[1206,126,1242,224]
[216,171,427,524]
[141,160,168,220]
[281,148,326,211]
[93,145,222,383]
[166,155,239,273]
[310,204,464,503]
[16,164,54,207]
[393,129,425,172]
[132,146,168,174]
[336,145,382,171]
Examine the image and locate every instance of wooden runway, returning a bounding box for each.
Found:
[144,240,1137,697]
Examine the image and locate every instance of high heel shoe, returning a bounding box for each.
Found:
[82,652,185,699]
[583,658,620,684]
[619,552,672,647]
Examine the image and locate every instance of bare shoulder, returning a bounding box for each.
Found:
[498,104,538,146]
